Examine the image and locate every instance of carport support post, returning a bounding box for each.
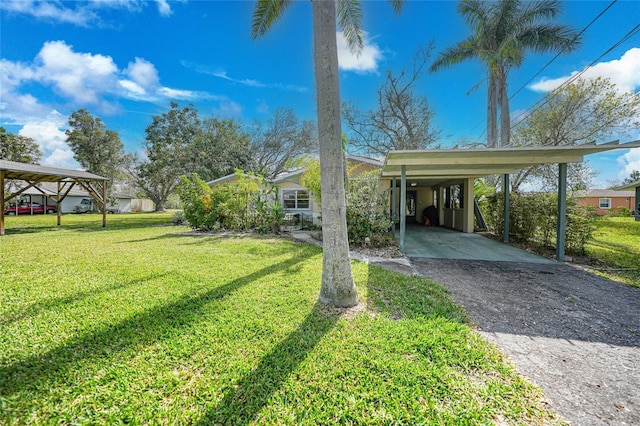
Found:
[56,181,62,227]
[503,174,510,243]
[391,177,397,229]
[636,186,640,222]
[1,170,5,236]
[556,163,567,261]
[400,166,407,253]
[102,181,107,228]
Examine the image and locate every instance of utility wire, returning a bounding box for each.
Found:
[509,0,618,101]
[511,22,640,133]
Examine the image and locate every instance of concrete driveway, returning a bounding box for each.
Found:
[407,239,640,425]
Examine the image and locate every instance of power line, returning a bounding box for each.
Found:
[511,22,640,133]
[509,0,618,101]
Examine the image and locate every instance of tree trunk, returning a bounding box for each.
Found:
[487,71,498,148]
[498,67,510,148]
[312,0,358,308]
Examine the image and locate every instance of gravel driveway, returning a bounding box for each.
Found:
[410,258,640,425]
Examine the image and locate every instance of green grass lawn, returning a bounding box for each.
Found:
[0,214,561,424]
[585,216,640,288]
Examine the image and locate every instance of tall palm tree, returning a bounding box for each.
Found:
[430,0,580,148]
[252,0,402,308]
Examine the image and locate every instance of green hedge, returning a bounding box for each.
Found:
[485,192,595,255]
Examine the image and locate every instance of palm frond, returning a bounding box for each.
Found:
[430,38,479,72]
[252,0,291,39]
[337,0,363,54]
[387,0,404,15]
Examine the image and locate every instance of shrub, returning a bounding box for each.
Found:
[346,170,393,246]
[485,192,595,255]
[177,171,284,233]
[608,206,631,217]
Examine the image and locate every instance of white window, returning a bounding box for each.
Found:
[599,198,611,209]
[282,189,310,210]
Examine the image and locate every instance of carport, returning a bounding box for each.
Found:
[0,160,109,236]
[381,140,640,260]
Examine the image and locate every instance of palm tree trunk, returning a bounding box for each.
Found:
[313,0,358,308]
[498,67,510,148]
[487,71,498,148]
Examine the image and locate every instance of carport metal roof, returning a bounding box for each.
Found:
[382,140,640,261]
[382,140,640,186]
[1,160,109,236]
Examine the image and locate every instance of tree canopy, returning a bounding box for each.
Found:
[0,127,42,164]
[65,109,125,180]
[431,0,580,148]
[343,45,440,156]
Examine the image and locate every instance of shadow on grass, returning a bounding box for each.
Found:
[196,302,340,425]
[1,272,173,326]
[0,253,310,398]
[2,213,173,235]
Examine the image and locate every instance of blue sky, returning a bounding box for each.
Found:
[1,0,639,187]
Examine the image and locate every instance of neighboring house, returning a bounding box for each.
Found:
[575,189,636,215]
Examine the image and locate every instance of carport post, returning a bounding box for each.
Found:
[503,174,510,243]
[400,166,407,253]
[102,181,107,228]
[56,181,62,227]
[391,177,397,229]
[1,170,5,236]
[556,163,567,261]
[636,186,640,221]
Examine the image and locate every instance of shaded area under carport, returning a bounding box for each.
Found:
[398,224,552,263]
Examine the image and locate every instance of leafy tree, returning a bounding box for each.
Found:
[249,108,317,179]
[0,127,42,164]
[509,77,640,191]
[190,118,252,182]
[430,0,580,148]
[136,102,201,211]
[622,170,640,185]
[343,45,440,156]
[65,109,124,179]
[252,0,403,307]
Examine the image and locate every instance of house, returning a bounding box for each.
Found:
[575,189,636,215]
[207,155,395,227]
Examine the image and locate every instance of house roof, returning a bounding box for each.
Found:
[345,153,384,167]
[0,160,108,182]
[381,140,640,187]
[574,189,636,198]
[615,179,640,190]
[207,172,265,187]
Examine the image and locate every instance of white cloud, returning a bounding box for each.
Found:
[18,111,80,169]
[182,61,308,93]
[213,99,243,118]
[37,40,119,105]
[530,48,640,93]
[0,0,176,26]
[1,41,212,122]
[617,148,640,179]
[337,31,383,74]
[0,0,97,26]
[155,0,172,16]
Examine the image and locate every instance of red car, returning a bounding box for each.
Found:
[4,202,57,215]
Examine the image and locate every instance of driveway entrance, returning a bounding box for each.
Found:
[398,224,551,263]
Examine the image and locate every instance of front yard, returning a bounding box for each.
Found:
[0,214,561,424]
[585,217,640,288]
